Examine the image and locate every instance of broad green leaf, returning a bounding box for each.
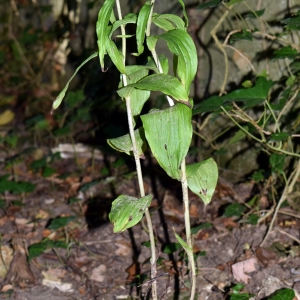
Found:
[193,96,224,114]
[268,288,295,300]
[243,9,265,19]
[197,0,222,10]
[106,39,127,74]
[229,126,249,144]
[42,166,56,178]
[147,55,169,74]
[109,194,153,232]
[173,230,192,252]
[141,104,192,180]
[13,181,36,194]
[48,216,76,230]
[65,90,85,108]
[268,132,290,142]
[107,127,146,157]
[152,14,185,31]
[223,203,246,217]
[158,29,197,93]
[273,46,298,60]
[119,74,190,105]
[110,13,137,36]
[186,158,218,205]
[134,1,152,56]
[162,242,181,254]
[96,0,116,70]
[28,240,52,261]
[52,52,97,110]
[270,153,285,174]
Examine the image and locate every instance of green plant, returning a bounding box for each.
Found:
[52,0,219,299]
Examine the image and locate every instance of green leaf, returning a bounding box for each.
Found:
[229,126,248,144]
[186,158,218,205]
[173,228,192,256]
[48,216,76,230]
[229,29,253,44]
[223,203,246,217]
[178,0,188,28]
[42,166,56,178]
[13,181,36,194]
[65,90,85,108]
[230,293,251,300]
[227,0,243,6]
[147,55,169,74]
[191,222,212,234]
[141,104,192,180]
[146,35,158,52]
[109,194,153,232]
[107,127,146,157]
[106,39,127,74]
[134,1,152,56]
[152,14,185,31]
[193,96,224,114]
[246,214,259,225]
[28,240,52,261]
[222,76,273,106]
[119,74,190,104]
[162,242,181,254]
[96,0,116,70]
[158,29,197,93]
[281,12,300,31]
[243,9,265,19]
[270,153,285,174]
[273,46,298,61]
[110,13,137,36]
[267,288,295,300]
[197,0,222,10]
[268,132,290,142]
[80,180,100,192]
[52,52,97,110]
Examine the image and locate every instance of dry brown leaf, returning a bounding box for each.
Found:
[90,264,106,282]
[126,263,139,282]
[114,240,132,257]
[231,257,258,283]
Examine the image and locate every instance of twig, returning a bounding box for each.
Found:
[224,45,255,71]
[260,160,300,246]
[273,228,300,245]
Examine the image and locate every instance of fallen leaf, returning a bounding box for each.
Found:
[231,257,258,283]
[126,263,139,282]
[0,110,15,126]
[115,240,132,256]
[89,264,106,282]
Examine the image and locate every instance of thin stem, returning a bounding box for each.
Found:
[115,1,157,298]
[181,160,196,300]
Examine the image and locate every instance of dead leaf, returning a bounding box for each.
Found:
[114,240,132,257]
[0,110,15,126]
[255,247,277,267]
[0,245,13,278]
[231,257,258,283]
[90,264,106,282]
[126,263,139,282]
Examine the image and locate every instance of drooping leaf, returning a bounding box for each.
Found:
[48,216,76,230]
[152,13,185,31]
[173,229,192,252]
[134,1,152,56]
[146,35,158,52]
[109,194,153,232]
[197,0,222,10]
[243,9,265,19]
[141,103,192,180]
[186,158,218,205]
[158,29,197,93]
[118,74,190,105]
[106,39,127,74]
[52,52,97,110]
[96,0,116,70]
[107,127,146,157]
[110,13,137,36]
[177,0,188,28]
[273,46,298,61]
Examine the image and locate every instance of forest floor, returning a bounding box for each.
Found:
[0,141,300,300]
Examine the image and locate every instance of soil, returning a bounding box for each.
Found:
[0,145,300,300]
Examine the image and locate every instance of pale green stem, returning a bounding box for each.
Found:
[181,160,196,300]
[115,1,157,299]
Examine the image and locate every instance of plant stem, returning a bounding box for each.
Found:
[115,1,157,298]
[181,160,196,300]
